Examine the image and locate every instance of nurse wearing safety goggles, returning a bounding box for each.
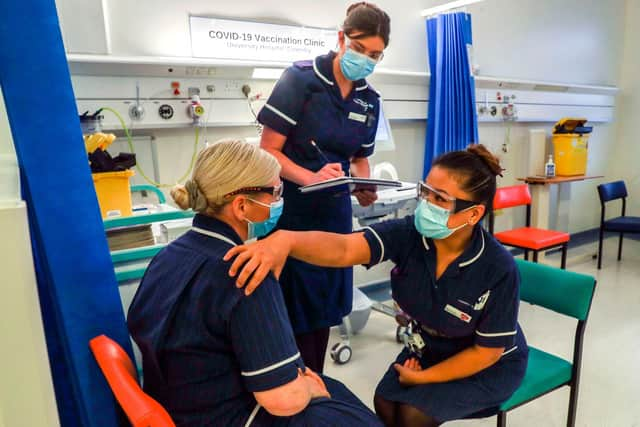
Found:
[226,144,529,427]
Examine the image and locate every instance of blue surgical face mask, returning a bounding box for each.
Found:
[340,48,377,81]
[414,200,469,240]
[246,198,284,240]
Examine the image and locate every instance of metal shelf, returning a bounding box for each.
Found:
[103,205,194,230]
[68,53,618,95]
[110,244,166,264]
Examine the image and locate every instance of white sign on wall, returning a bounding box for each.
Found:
[190,16,338,63]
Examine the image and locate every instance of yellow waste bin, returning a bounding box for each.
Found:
[92,170,135,219]
[552,118,593,176]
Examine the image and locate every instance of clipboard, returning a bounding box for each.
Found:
[299,177,403,194]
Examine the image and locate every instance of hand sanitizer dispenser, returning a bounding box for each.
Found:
[545,154,556,178]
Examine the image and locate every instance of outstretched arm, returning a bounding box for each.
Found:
[224,230,371,295]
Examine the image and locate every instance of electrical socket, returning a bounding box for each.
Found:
[223,80,243,96]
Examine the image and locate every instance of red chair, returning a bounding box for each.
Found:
[89,335,175,427]
[488,184,570,269]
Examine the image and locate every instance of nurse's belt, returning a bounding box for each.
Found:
[191,227,237,246]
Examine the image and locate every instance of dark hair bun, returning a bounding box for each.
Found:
[466,144,504,177]
[347,2,373,15]
[344,2,390,47]
[347,2,363,15]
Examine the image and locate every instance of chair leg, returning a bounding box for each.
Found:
[524,250,529,261]
[618,233,624,261]
[567,384,579,427]
[497,411,507,427]
[533,251,539,263]
[597,228,604,270]
[561,244,568,270]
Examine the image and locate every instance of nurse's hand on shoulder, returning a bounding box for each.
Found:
[308,163,344,184]
[394,358,424,387]
[224,231,291,295]
[353,189,378,207]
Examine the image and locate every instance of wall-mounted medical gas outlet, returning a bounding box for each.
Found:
[128,81,145,121]
[502,104,517,120]
[129,104,145,121]
[187,95,205,125]
[171,81,181,96]
[501,94,518,121]
[476,91,520,121]
[158,104,174,120]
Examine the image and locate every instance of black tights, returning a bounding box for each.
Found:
[374,395,441,427]
[295,328,330,374]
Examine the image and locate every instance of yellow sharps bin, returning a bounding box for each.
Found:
[92,169,135,218]
[552,118,593,176]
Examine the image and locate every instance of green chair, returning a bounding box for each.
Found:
[497,259,596,427]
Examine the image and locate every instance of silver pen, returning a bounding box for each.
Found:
[309,140,330,164]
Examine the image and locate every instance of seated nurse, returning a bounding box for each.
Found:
[225,144,528,427]
[127,139,383,427]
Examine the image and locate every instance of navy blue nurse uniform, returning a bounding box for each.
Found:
[257,51,380,339]
[360,217,528,422]
[127,214,383,427]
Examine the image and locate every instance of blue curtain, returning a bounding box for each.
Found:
[423,12,479,176]
[0,1,132,425]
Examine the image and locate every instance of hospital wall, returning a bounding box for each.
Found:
[56,0,628,284]
[0,92,60,426]
[61,0,624,85]
[610,0,640,215]
[0,89,16,157]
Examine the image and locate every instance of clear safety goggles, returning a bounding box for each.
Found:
[225,183,283,202]
[416,181,476,213]
[345,36,384,62]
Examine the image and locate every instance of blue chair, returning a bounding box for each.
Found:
[496,260,596,427]
[596,181,640,269]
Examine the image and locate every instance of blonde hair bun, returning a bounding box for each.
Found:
[170,184,191,210]
[171,139,281,214]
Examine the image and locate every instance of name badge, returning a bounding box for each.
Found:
[444,304,472,323]
[348,112,367,123]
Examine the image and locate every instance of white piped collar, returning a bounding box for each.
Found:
[313,57,334,86]
[422,236,430,251]
[459,229,486,268]
[420,226,486,268]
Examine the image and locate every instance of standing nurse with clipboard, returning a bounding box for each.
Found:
[257,2,390,373]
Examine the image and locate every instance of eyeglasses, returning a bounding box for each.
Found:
[225,183,283,201]
[346,37,384,62]
[416,182,476,213]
